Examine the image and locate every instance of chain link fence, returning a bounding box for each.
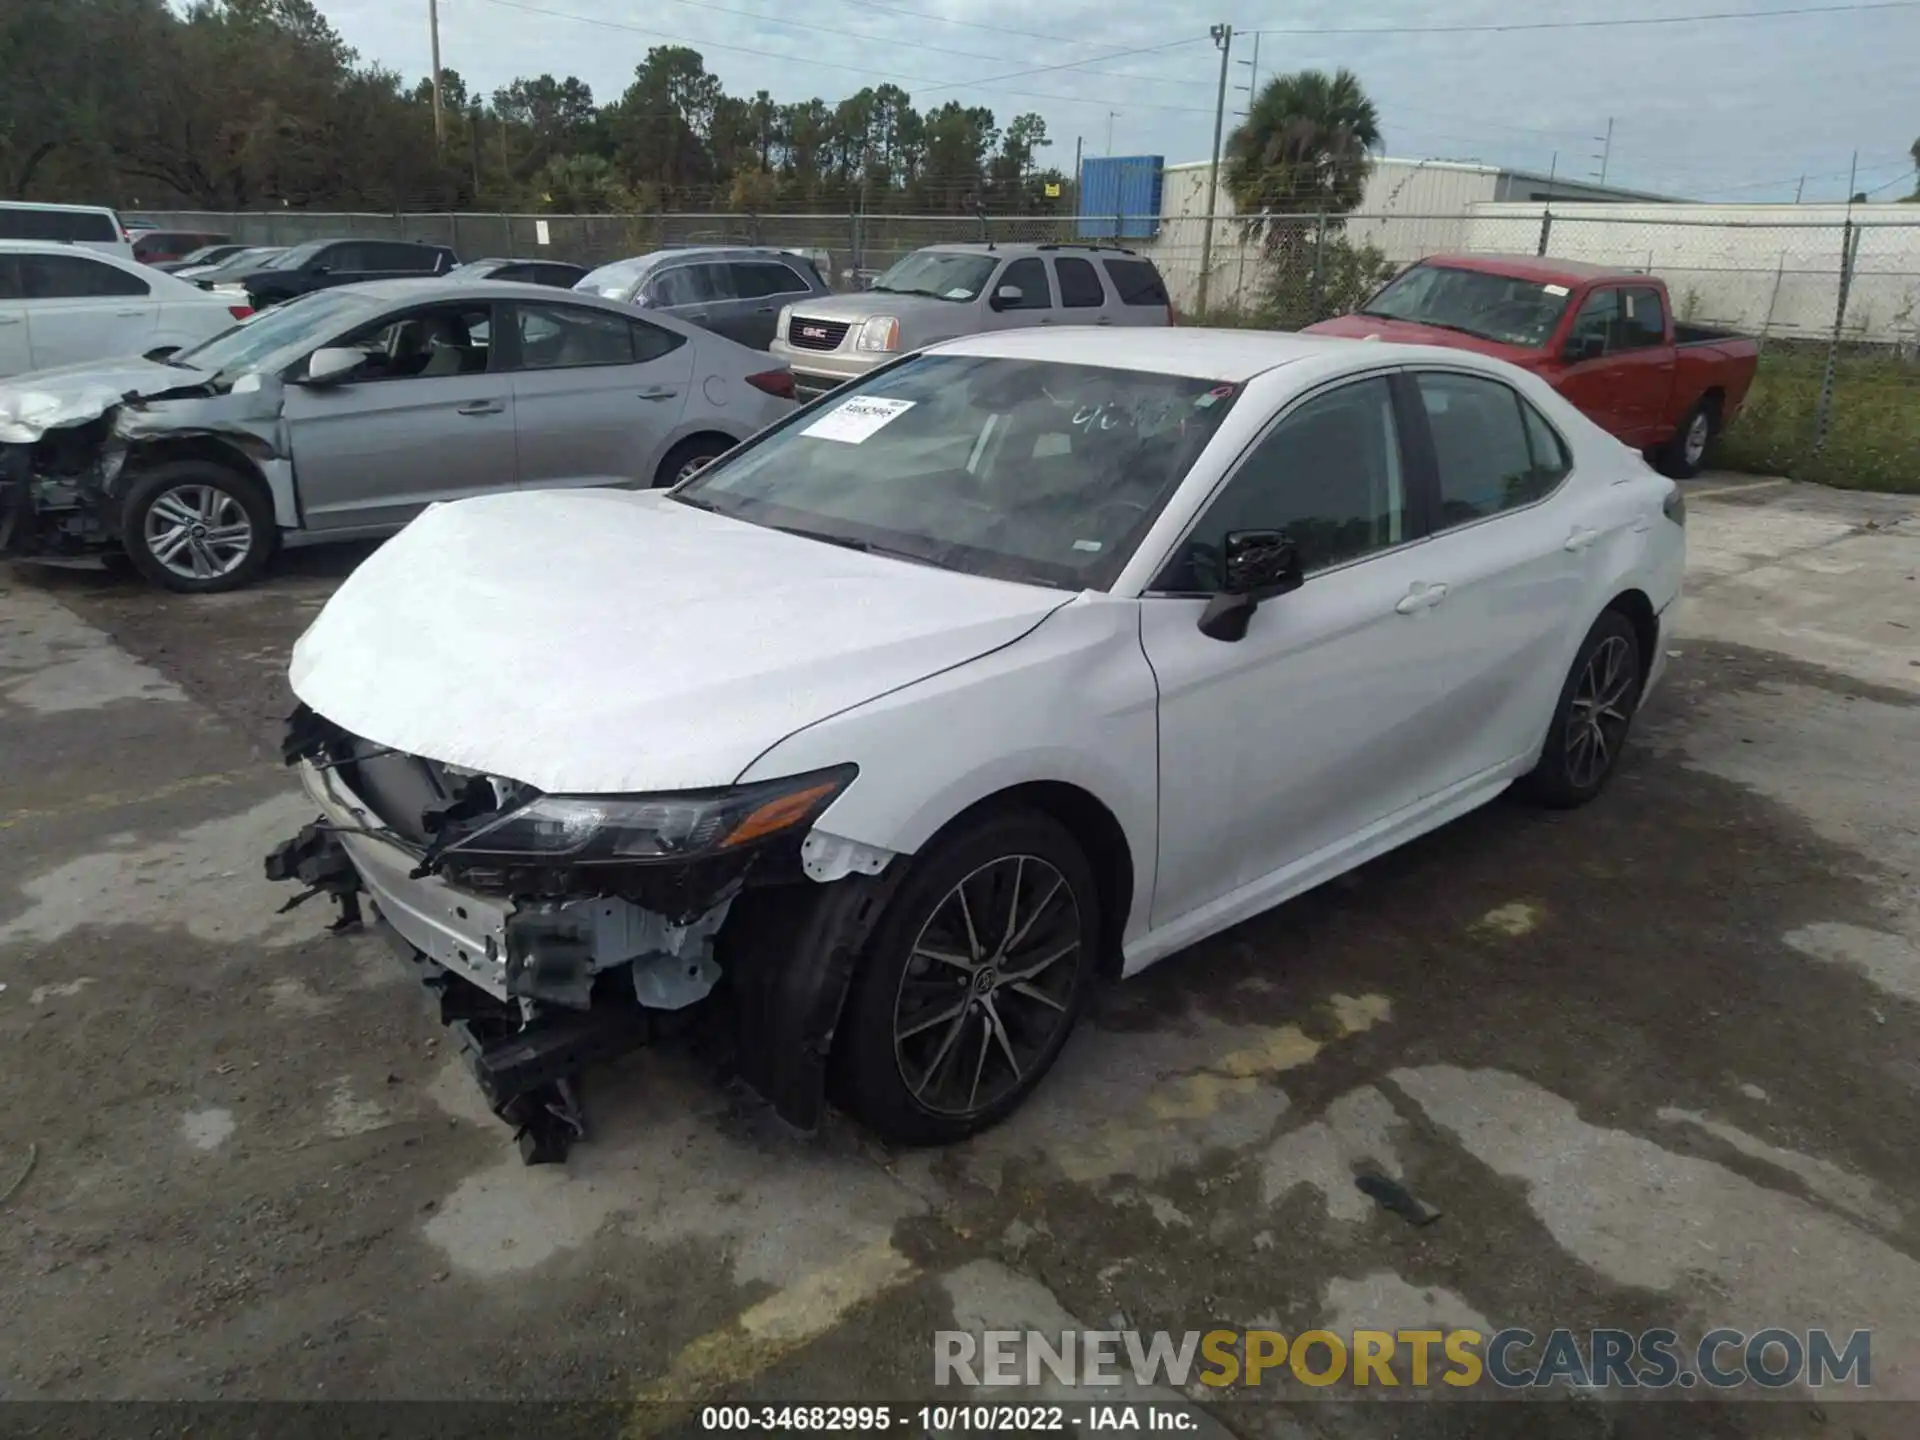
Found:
[140,204,1920,488]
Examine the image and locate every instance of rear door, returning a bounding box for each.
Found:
[1051,254,1115,327]
[505,299,693,490]
[724,259,818,348]
[19,252,158,368]
[280,297,516,531]
[0,256,29,376]
[645,261,730,335]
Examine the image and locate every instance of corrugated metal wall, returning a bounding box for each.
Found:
[1076,157,1165,240]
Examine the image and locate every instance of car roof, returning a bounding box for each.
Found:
[0,200,119,214]
[340,278,639,307]
[914,241,1147,259]
[928,326,1465,382]
[1418,253,1652,284]
[606,246,818,268]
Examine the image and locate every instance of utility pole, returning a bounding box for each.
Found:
[1198,22,1233,317]
[1590,116,1613,185]
[429,0,446,148]
[1072,135,1083,213]
[1235,32,1261,119]
[1794,174,1806,203]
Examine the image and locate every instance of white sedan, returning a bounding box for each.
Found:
[270,328,1684,1160]
[0,240,251,379]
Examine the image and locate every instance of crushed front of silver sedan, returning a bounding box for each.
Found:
[0,368,285,562]
[267,704,901,1164]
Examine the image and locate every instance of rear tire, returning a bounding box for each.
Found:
[119,461,275,594]
[1655,398,1718,479]
[1518,610,1644,809]
[832,808,1098,1145]
[654,435,736,489]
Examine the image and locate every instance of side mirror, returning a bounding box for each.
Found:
[309,264,331,276]
[1566,334,1605,363]
[299,347,364,386]
[990,284,1025,311]
[1198,530,1304,642]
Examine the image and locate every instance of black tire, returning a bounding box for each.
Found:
[1518,610,1644,809]
[119,460,276,594]
[832,808,1099,1145]
[1655,397,1719,479]
[654,434,736,489]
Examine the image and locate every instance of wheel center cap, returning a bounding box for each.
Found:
[190,523,207,538]
[973,967,997,993]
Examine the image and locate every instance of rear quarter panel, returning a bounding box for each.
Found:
[1671,340,1759,427]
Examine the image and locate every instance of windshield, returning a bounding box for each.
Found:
[1359,263,1573,347]
[675,354,1241,590]
[870,251,998,302]
[177,245,229,265]
[263,241,328,271]
[577,257,647,299]
[205,247,281,275]
[172,290,377,379]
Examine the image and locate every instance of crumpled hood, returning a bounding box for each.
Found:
[290,488,1071,795]
[0,358,213,443]
[1303,314,1539,365]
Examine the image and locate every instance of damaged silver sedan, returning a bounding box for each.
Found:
[0,280,795,591]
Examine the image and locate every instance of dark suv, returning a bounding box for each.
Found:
[217,239,459,309]
[575,246,833,350]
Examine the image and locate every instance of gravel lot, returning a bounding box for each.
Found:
[2,474,1916,1437]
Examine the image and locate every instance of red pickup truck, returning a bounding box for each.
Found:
[1306,254,1759,477]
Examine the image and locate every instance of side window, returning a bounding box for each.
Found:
[19,253,150,299]
[1415,372,1563,526]
[731,261,813,299]
[328,302,493,382]
[996,256,1050,310]
[647,266,703,307]
[1054,256,1105,309]
[630,318,685,363]
[364,243,433,272]
[490,263,535,284]
[513,302,638,370]
[314,243,362,272]
[1103,258,1170,307]
[1566,289,1616,356]
[0,255,20,300]
[1616,286,1666,349]
[1163,377,1407,589]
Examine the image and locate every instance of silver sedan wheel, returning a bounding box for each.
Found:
[1683,410,1711,468]
[676,455,714,484]
[892,854,1083,1119]
[1565,634,1636,790]
[143,483,255,582]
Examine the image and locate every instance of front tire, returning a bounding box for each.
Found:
[1519,610,1644,808]
[119,461,275,593]
[832,809,1099,1145]
[654,435,736,489]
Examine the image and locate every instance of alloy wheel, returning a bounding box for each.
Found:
[1565,634,1636,790]
[143,484,254,581]
[892,854,1082,1119]
[1684,411,1711,468]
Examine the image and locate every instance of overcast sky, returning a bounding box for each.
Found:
[320,0,1919,203]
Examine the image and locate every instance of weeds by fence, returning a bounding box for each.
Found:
[140,204,1920,491]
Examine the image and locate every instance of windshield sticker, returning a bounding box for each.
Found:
[1543,283,1571,297]
[1072,539,1105,552]
[1195,384,1237,409]
[943,286,973,299]
[801,395,916,444]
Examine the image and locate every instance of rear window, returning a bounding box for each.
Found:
[1102,258,1169,307]
[0,205,120,243]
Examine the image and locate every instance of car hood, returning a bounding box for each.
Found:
[0,358,216,443]
[1304,314,1540,364]
[289,488,1072,795]
[787,291,978,326]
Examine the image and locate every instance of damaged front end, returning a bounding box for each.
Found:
[0,369,283,561]
[266,705,898,1163]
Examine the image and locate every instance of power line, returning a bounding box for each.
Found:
[1249,0,1920,37]
[463,0,1214,112]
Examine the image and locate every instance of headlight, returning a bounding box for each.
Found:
[855,315,901,352]
[437,766,856,866]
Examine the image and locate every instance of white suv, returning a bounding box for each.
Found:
[0,241,251,379]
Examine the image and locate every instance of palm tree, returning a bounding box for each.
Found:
[1225,68,1381,218]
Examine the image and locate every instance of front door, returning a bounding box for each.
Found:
[0,256,29,376]
[983,256,1057,331]
[505,300,693,490]
[1140,373,1446,929]
[281,298,516,532]
[1553,286,1632,439]
[1611,285,1679,444]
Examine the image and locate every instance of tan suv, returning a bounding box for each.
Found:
[769,242,1175,401]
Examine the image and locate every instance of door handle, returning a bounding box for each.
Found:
[1564,526,1600,552]
[637,387,678,401]
[1395,582,1449,615]
[685,312,710,322]
[755,305,775,314]
[115,308,148,317]
[456,400,504,416]
[1095,317,1115,326]
[0,316,19,326]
